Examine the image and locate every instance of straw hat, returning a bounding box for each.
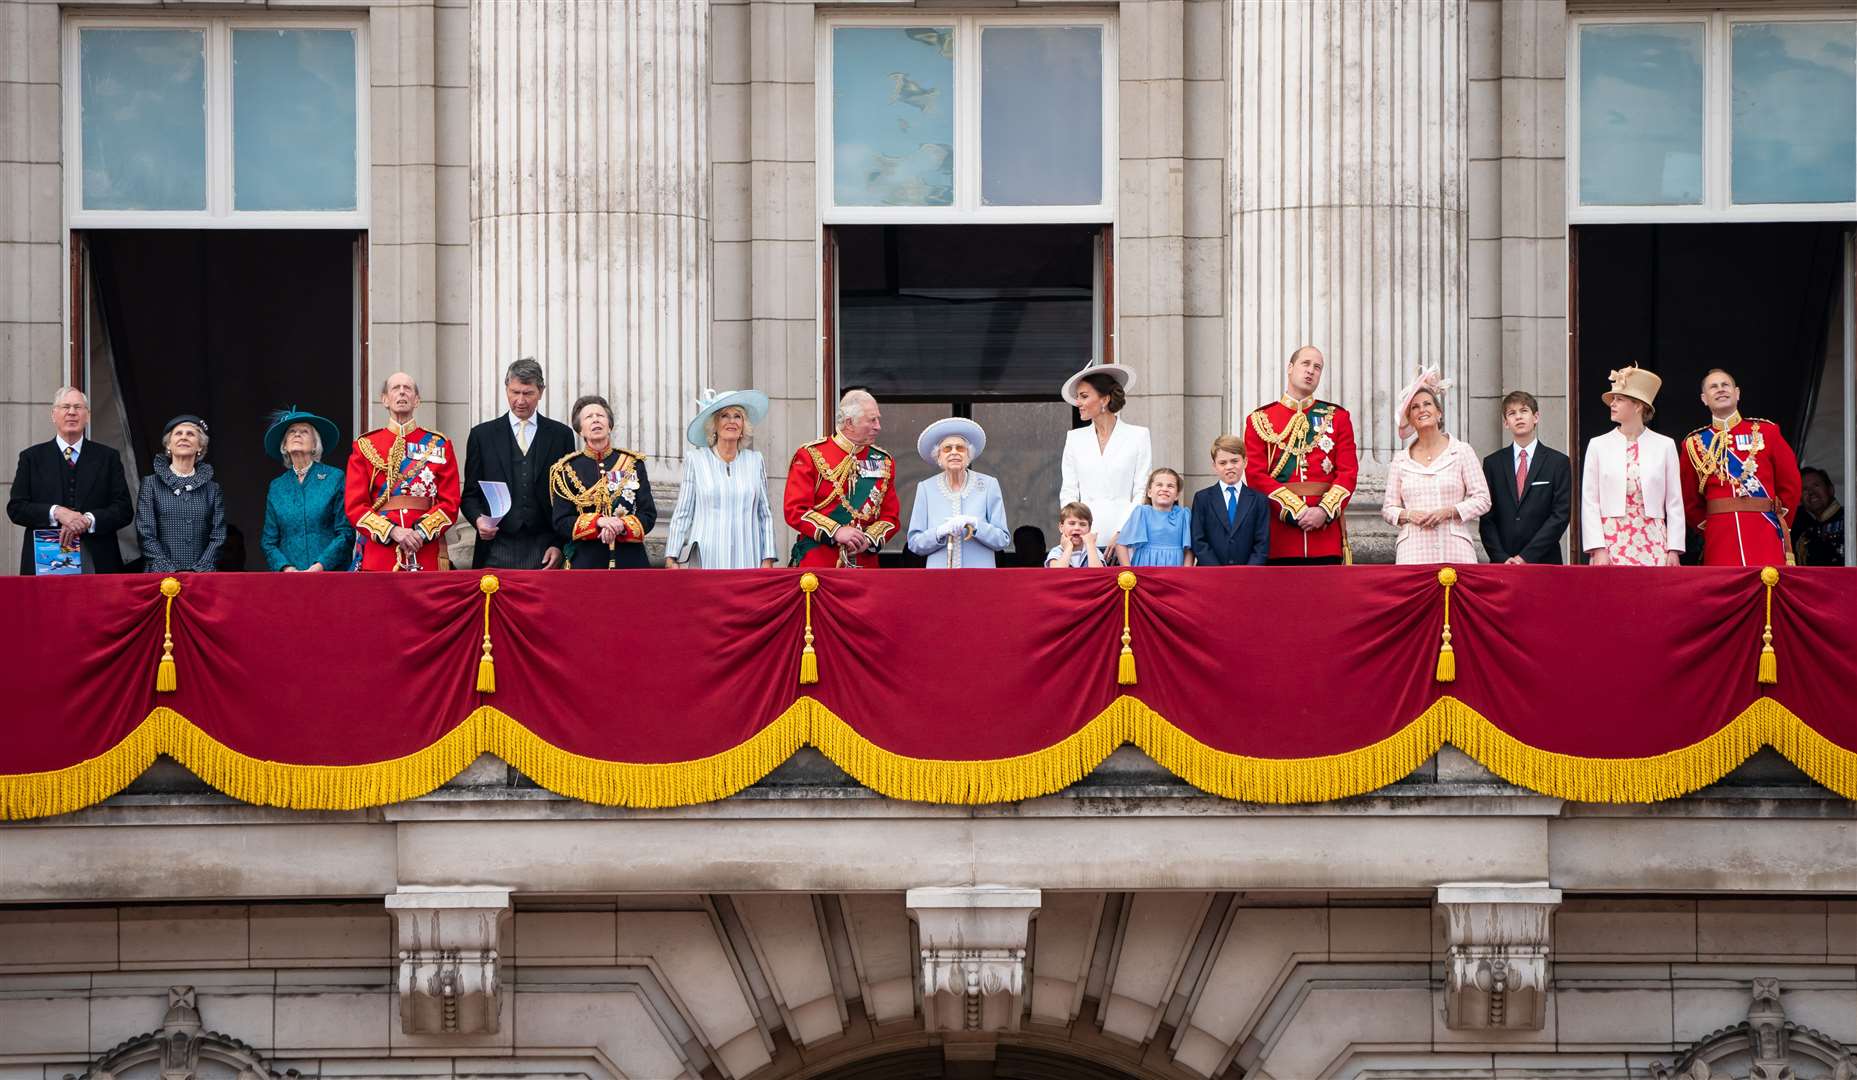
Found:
[1602,365,1662,411]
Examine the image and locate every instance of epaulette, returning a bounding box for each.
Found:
[617,447,647,461]
[800,434,834,448]
[550,449,581,471]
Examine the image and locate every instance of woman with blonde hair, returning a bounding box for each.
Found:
[664,389,778,569]
[1581,365,1685,566]
[1381,367,1490,564]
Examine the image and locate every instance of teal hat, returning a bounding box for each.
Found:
[687,388,770,448]
[263,408,340,463]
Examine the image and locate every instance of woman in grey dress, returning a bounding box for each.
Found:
[137,414,226,573]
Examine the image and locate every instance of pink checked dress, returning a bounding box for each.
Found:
[1601,441,1666,566]
[1382,436,1492,565]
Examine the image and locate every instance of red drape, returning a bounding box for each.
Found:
[1,565,1851,817]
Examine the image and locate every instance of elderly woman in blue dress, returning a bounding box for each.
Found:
[137,415,226,573]
[906,417,1011,568]
[259,408,351,572]
[665,388,779,569]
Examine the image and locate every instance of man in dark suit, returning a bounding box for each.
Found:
[1190,435,1270,566]
[461,358,576,570]
[7,386,134,574]
[1478,390,1571,564]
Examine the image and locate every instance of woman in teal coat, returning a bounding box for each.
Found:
[260,408,353,572]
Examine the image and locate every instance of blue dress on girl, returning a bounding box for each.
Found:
[1119,503,1192,566]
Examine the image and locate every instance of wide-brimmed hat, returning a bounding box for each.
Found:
[1060,361,1137,407]
[262,408,339,463]
[686,387,769,448]
[1394,365,1453,442]
[1602,365,1662,411]
[917,417,987,465]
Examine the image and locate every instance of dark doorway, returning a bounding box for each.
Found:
[84,230,358,569]
[1575,223,1843,455]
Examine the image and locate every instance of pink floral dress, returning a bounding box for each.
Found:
[1601,441,1666,566]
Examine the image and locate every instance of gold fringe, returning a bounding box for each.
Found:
[4,695,1855,820]
[1758,565,1779,685]
[155,577,181,693]
[798,572,820,685]
[476,575,499,693]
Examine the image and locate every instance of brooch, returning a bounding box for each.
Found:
[1322,458,1335,475]
[1317,434,1335,453]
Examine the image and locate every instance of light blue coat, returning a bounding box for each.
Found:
[905,471,1011,568]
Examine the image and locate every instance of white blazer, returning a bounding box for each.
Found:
[1580,427,1685,552]
[1059,419,1151,542]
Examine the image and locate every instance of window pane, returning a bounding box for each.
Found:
[1578,23,1705,205]
[1732,21,1857,205]
[981,27,1103,206]
[80,29,207,211]
[234,29,359,211]
[833,27,955,207]
[971,401,1072,558]
[837,224,1096,397]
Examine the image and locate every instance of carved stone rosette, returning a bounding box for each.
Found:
[384,886,513,1035]
[906,886,1042,1033]
[1436,882,1562,1031]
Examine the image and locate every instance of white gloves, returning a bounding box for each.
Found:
[935,515,979,540]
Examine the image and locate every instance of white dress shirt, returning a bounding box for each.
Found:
[50,436,97,531]
[508,413,534,454]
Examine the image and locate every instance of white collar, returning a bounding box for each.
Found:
[509,412,535,431]
[1221,479,1245,494]
[56,435,84,455]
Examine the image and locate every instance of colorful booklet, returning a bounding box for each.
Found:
[33,530,83,576]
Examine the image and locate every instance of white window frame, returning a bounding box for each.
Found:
[817,12,1117,225]
[1568,10,1857,224]
[64,13,370,230]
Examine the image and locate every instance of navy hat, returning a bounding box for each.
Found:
[262,408,339,463]
[163,414,209,438]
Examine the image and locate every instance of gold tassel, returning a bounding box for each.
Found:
[1757,565,1779,685]
[1435,567,1457,683]
[1117,570,1138,685]
[155,577,182,692]
[476,574,500,693]
[799,572,820,684]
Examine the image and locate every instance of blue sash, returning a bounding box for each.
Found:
[1700,427,1781,537]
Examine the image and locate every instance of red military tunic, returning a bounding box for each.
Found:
[782,434,900,568]
[1245,395,1360,562]
[1680,412,1801,567]
[345,420,461,571]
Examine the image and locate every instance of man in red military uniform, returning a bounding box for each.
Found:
[1680,368,1801,567]
[1245,345,1360,564]
[345,371,461,571]
[783,389,900,568]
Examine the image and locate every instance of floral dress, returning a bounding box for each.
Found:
[1601,441,1666,566]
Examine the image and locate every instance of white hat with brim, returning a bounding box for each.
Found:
[686,388,770,448]
[1061,362,1137,406]
[918,417,987,466]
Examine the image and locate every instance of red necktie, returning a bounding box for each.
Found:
[1515,448,1528,499]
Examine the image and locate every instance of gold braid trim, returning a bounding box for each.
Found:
[1319,485,1350,519]
[6,696,1852,819]
[1267,488,1307,518]
[1685,429,1727,494]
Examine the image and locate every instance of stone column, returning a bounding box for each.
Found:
[470,0,709,464]
[1231,0,1468,477]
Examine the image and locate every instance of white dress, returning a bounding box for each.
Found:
[1059,419,1152,543]
[663,446,779,568]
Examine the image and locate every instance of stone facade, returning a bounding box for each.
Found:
[0,0,1573,567]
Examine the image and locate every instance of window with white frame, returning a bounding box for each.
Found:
[1569,12,1856,222]
[819,15,1115,223]
[65,16,368,228]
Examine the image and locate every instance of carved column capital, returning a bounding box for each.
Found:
[906,886,1041,1033]
[384,886,512,1035]
[1436,882,1562,1031]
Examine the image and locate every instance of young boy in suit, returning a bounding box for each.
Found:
[1189,436,1270,566]
[1478,391,1571,563]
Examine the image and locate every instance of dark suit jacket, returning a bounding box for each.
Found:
[461,411,577,569]
[1479,442,1571,564]
[8,438,135,574]
[1190,482,1270,566]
